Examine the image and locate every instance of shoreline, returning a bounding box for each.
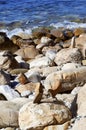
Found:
[0,25,86,129]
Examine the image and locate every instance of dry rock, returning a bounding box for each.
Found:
[71,118,86,130]
[19,102,71,130]
[15,45,39,60]
[75,33,86,58]
[44,67,86,95]
[29,56,54,68]
[73,28,85,37]
[54,48,83,66]
[43,121,70,130]
[0,85,20,100]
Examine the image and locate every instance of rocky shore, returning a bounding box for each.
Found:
[0,27,86,130]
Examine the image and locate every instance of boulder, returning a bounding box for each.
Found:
[11,35,35,48]
[15,45,39,60]
[54,48,83,66]
[44,67,86,96]
[51,29,65,41]
[29,56,54,68]
[19,102,71,130]
[0,32,18,53]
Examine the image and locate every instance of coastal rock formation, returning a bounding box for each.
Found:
[0,27,86,130]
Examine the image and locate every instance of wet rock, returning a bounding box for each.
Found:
[54,48,83,66]
[19,102,71,130]
[32,28,50,39]
[0,33,19,53]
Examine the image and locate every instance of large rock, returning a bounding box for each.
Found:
[29,56,54,68]
[15,45,39,60]
[0,32,18,53]
[19,102,71,130]
[54,48,83,66]
[11,35,35,48]
[51,29,65,41]
[44,67,86,96]
[0,99,31,128]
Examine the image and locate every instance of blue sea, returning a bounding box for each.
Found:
[0,0,86,37]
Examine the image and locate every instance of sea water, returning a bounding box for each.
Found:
[0,0,86,37]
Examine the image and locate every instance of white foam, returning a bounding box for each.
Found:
[50,21,86,29]
[0,28,32,38]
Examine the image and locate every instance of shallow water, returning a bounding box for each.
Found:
[0,0,86,36]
